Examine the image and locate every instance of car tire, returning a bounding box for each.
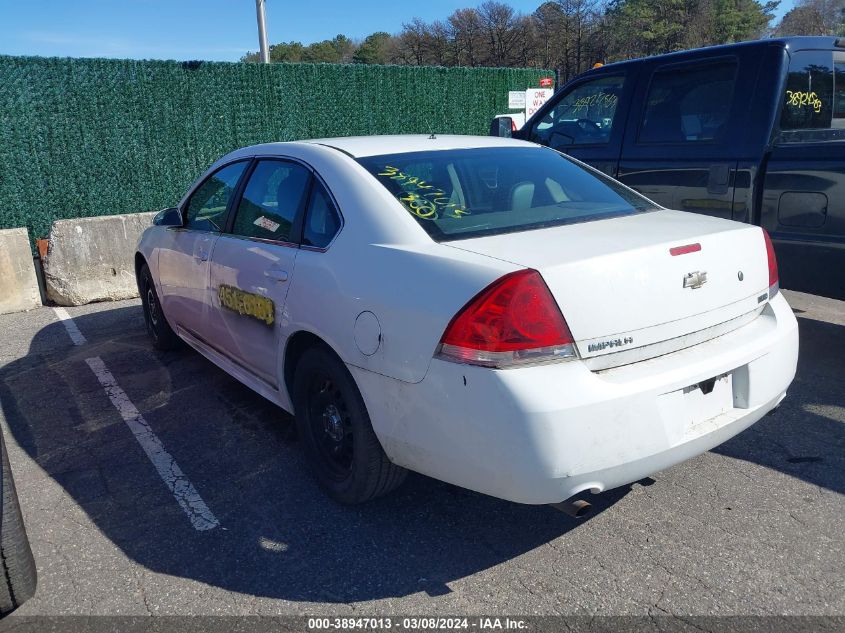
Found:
[140,263,180,351]
[293,346,407,504]
[0,430,36,615]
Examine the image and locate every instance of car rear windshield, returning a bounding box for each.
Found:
[356,146,655,241]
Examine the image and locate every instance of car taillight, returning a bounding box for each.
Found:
[437,269,577,368]
[762,228,779,297]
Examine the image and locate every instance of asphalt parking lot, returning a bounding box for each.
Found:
[0,290,842,617]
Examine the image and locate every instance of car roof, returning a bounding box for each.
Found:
[213,135,538,175]
[301,134,534,158]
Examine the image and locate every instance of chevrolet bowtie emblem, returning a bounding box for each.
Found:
[683,271,708,289]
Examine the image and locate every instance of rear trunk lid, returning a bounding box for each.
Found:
[444,210,770,364]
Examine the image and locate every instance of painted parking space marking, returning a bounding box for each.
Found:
[85,356,219,531]
[52,307,219,530]
[53,307,88,345]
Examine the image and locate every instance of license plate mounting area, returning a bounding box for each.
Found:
[658,371,737,442]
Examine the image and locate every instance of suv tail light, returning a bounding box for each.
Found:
[437,269,577,368]
[762,229,779,297]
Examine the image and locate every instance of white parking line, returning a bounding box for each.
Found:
[52,307,219,530]
[52,307,87,345]
[85,356,220,531]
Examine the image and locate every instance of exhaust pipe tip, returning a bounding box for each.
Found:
[550,498,593,519]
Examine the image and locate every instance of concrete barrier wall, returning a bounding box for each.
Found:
[0,228,42,315]
[43,212,156,306]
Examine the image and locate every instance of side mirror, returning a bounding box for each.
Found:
[489,116,513,138]
[154,207,183,227]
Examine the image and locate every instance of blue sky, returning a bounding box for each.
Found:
[0,0,796,62]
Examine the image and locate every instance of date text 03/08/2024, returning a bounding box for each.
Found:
[307,617,528,630]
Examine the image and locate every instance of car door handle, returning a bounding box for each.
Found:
[264,269,289,283]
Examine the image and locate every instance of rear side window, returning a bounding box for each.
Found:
[184,161,248,231]
[836,58,845,127]
[357,147,655,241]
[639,61,737,144]
[779,50,845,142]
[230,160,311,242]
[302,182,341,248]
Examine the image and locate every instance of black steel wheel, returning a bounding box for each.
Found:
[139,263,180,351]
[293,346,407,504]
[306,374,355,481]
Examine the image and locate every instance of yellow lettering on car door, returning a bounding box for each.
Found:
[217,285,275,326]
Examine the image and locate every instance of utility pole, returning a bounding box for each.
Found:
[255,0,270,63]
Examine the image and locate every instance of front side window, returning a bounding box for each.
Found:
[639,61,737,144]
[184,161,248,231]
[357,147,655,241]
[529,76,624,149]
[230,160,311,242]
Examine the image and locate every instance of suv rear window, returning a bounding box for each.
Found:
[778,50,845,142]
[357,147,655,241]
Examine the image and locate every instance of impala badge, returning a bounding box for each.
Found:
[683,271,708,289]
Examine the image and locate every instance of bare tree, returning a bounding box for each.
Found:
[428,20,452,65]
[776,0,845,35]
[533,2,566,69]
[530,0,604,80]
[512,15,538,67]
[449,8,485,66]
[478,1,521,66]
[392,18,430,65]
[559,0,601,78]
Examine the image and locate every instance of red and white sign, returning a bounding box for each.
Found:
[525,88,552,119]
[539,77,554,88]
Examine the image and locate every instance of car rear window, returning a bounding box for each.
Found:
[356,147,655,241]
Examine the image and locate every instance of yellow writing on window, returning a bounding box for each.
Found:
[571,92,618,113]
[786,90,823,114]
[376,165,471,220]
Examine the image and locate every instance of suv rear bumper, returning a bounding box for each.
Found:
[350,293,799,504]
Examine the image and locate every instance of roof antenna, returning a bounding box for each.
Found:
[428,131,437,139]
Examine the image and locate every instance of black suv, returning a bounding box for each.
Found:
[493,37,845,300]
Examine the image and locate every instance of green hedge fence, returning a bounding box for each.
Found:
[0,55,550,246]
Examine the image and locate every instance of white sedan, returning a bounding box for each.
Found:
[136,135,798,508]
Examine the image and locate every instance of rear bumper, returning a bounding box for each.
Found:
[350,293,799,504]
